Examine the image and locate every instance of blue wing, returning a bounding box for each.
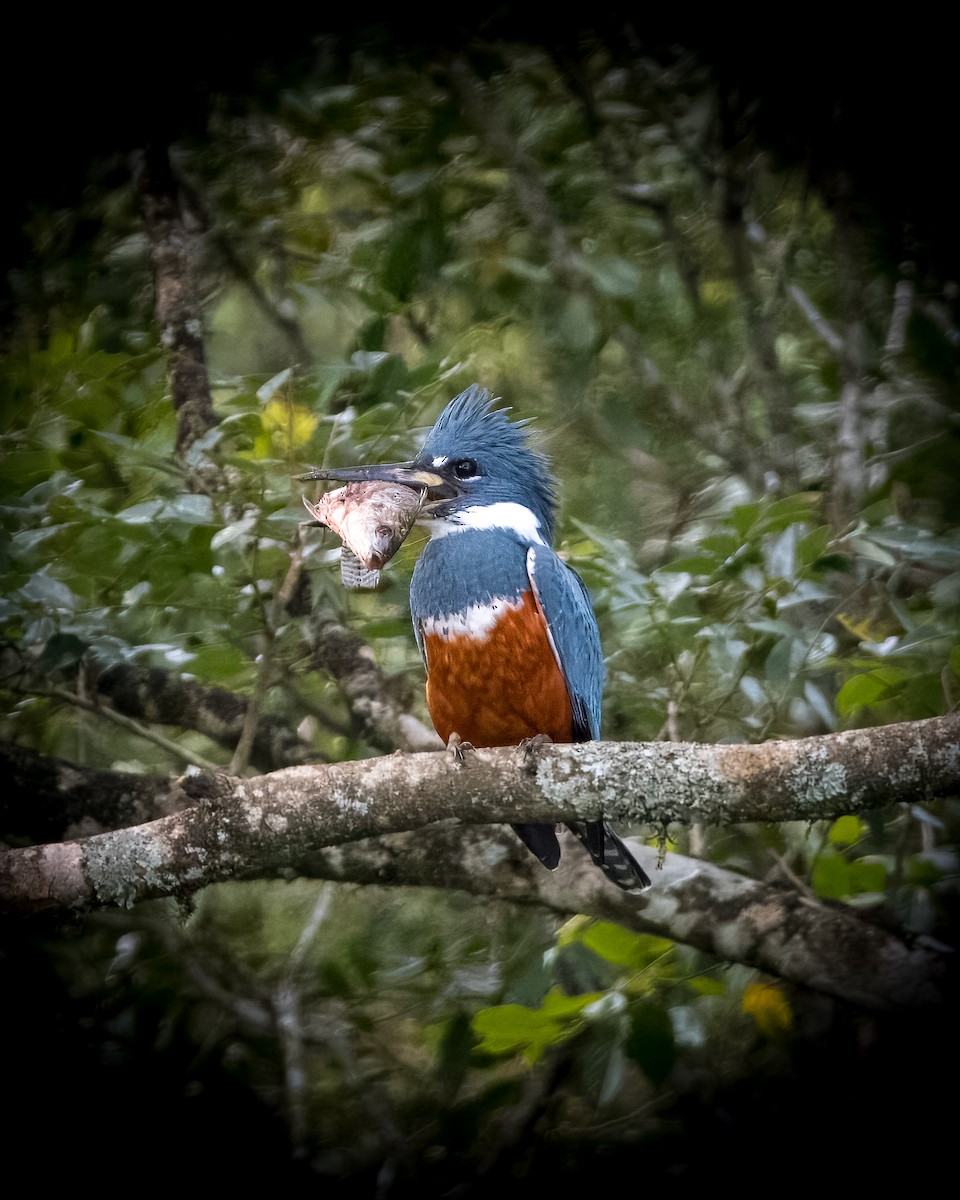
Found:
[527,546,649,889]
[526,546,604,741]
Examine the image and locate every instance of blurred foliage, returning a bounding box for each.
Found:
[2,25,959,1191]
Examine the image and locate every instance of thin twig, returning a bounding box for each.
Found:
[45,686,222,770]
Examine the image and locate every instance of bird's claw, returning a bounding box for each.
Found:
[446,732,475,767]
[518,733,553,773]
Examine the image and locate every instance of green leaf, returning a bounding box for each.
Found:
[930,573,960,608]
[764,636,797,684]
[539,987,606,1019]
[500,256,551,284]
[556,294,598,351]
[835,668,910,717]
[903,856,947,887]
[211,516,258,550]
[115,495,216,527]
[256,367,295,403]
[186,643,255,685]
[472,987,604,1062]
[700,534,742,559]
[19,572,80,612]
[731,502,762,539]
[763,524,799,581]
[739,674,767,706]
[560,920,674,975]
[798,525,831,565]
[160,494,217,525]
[813,849,886,901]
[582,254,642,298]
[733,496,818,539]
[857,526,960,568]
[812,848,851,899]
[687,975,726,997]
[829,815,865,846]
[849,858,887,893]
[577,923,670,971]
[361,616,417,639]
[626,1002,676,1085]
[663,553,720,575]
[114,499,165,525]
[36,632,89,672]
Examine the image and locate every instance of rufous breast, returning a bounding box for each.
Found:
[421,589,574,747]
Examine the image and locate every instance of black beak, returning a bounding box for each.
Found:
[297,460,451,495]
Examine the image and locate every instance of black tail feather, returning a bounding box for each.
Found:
[512,822,561,869]
[512,820,650,893]
[568,821,651,893]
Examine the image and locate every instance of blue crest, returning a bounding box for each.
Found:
[419,385,557,537]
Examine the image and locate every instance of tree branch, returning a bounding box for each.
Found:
[299,824,952,1011]
[307,615,443,754]
[136,143,219,458]
[0,742,193,843]
[93,662,319,771]
[3,715,957,920]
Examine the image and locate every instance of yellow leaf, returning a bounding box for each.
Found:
[262,399,319,451]
[742,981,793,1039]
[701,279,735,306]
[835,610,884,642]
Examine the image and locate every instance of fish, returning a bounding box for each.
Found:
[301,480,423,589]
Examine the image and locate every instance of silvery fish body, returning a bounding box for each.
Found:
[302,481,422,589]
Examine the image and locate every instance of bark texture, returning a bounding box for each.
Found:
[3,714,958,932]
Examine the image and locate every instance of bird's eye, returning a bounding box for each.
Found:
[452,458,480,480]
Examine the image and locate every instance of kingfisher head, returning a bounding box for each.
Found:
[300,385,557,542]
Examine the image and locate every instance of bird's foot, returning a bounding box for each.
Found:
[446,732,476,767]
[517,733,552,774]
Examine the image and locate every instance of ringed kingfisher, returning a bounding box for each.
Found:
[301,385,650,893]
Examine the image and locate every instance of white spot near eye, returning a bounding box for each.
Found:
[422,596,522,640]
[431,455,448,467]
